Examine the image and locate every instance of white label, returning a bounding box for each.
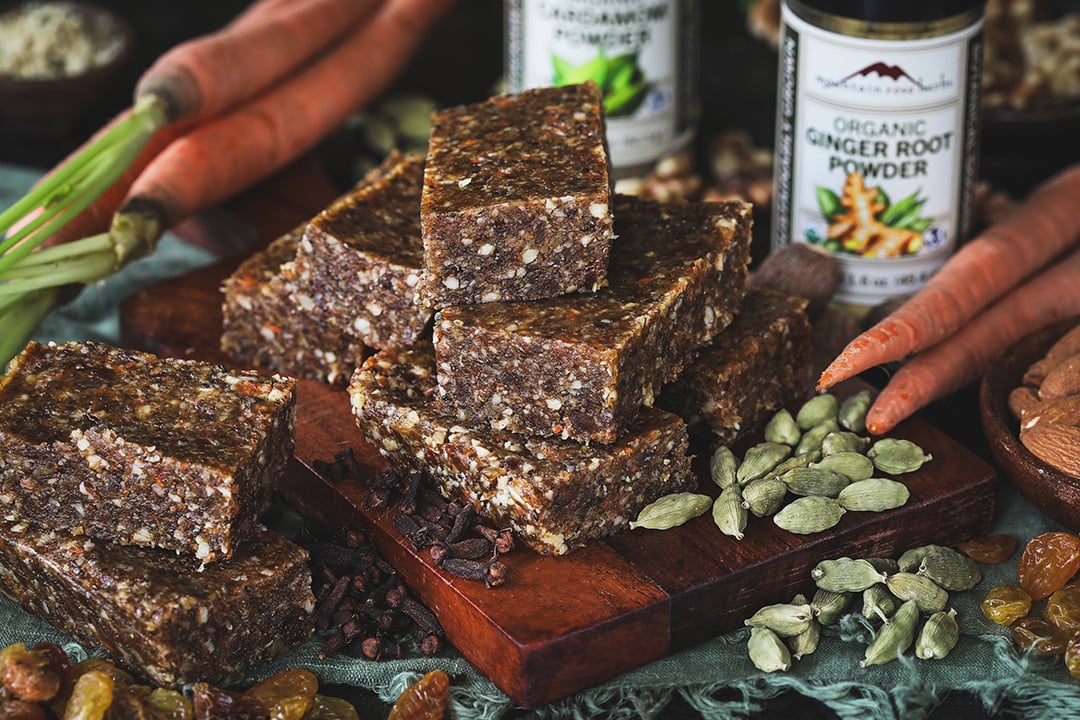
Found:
[505,0,696,170]
[773,4,983,306]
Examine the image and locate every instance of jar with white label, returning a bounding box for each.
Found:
[504,0,700,178]
[771,0,985,308]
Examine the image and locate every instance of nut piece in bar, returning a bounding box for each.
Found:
[348,343,695,556]
[221,225,367,387]
[658,287,815,446]
[419,82,614,307]
[433,195,753,444]
[0,521,314,688]
[291,151,432,350]
[0,341,296,563]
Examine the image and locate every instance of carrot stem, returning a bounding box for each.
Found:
[0,287,57,370]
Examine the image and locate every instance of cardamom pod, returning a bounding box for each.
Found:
[837,478,911,512]
[838,389,872,433]
[761,450,821,483]
[747,627,791,673]
[898,544,951,573]
[764,408,802,446]
[787,618,821,660]
[745,602,814,637]
[796,393,839,430]
[821,430,869,456]
[781,467,851,498]
[862,584,899,624]
[865,557,900,575]
[713,485,748,540]
[737,442,793,485]
[773,496,846,534]
[741,476,789,518]
[886,571,949,613]
[811,557,887,593]
[792,593,809,605]
[629,492,712,530]
[810,588,852,626]
[918,547,982,591]
[915,608,959,660]
[868,438,933,475]
[709,445,738,489]
[861,599,919,667]
[811,452,875,481]
[796,418,840,456]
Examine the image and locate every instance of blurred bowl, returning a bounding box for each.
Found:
[980,317,1080,530]
[0,2,133,138]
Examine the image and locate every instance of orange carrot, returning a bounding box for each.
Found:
[135,0,385,125]
[112,0,455,248]
[864,245,1080,434]
[818,163,1080,390]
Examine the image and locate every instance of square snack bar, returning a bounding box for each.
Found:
[349,343,694,556]
[433,195,753,444]
[658,287,814,446]
[419,82,614,307]
[221,225,367,386]
[0,341,296,563]
[290,151,431,350]
[0,521,314,688]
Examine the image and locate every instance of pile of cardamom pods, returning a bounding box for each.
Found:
[745,543,983,672]
[629,390,933,539]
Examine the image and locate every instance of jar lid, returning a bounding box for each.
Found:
[799,0,984,24]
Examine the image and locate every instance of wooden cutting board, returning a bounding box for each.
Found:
[120,244,998,710]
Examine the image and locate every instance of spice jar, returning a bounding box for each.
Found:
[771,0,985,308]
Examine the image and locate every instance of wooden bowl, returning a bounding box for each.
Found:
[979,317,1080,530]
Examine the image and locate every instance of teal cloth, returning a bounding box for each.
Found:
[3,165,1080,719]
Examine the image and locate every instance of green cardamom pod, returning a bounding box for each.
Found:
[747,627,792,673]
[745,602,814,637]
[796,393,839,430]
[811,557,887,593]
[821,430,869,456]
[792,593,809,605]
[811,452,875,481]
[898,544,951,573]
[865,557,900,575]
[737,442,793,485]
[773,496,846,534]
[713,485,748,540]
[917,547,982,591]
[862,584,899,624]
[837,478,911,512]
[861,599,919,667]
[764,408,802,446]
[787,617,821,660]
[915,608,959,660]
[838,389,872,433]
[886,571,949,613]
[629,492,712,530]
[761,450,821,483]
[868,438,933,475]
[741,476,789,518]
[810,588,852,626]
[709,445,739,489]
[796,418,840,456]
[781,467,851,498]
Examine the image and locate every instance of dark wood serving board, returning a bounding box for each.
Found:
[120,233,998,710]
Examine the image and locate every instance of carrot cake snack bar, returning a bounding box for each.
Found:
[0,341,296,563]
[658,287,815,446]
[419,82,614,307]
[0,521,314,688]
[349,343,695,555]
[290,151,432,350]
[432,195,753,444]
[220,225,367,386]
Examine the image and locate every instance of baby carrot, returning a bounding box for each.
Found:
[864,245,1080,434]
[818,163,1080,390]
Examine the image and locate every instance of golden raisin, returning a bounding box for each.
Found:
[981,585,1033,626]
[1046,583,1080,637]
[144,688,194,720]
[0,699,47,720]
[1,644,63,703]
[1018,532,1080,601]
[244,669,318,720]
[957,534,1018,564]
[304,695,360,720]
[1010,616,1073,655]
[1067,633,1080,680]
[63,670,114,720]
[386,670,450,720]
[192,682,268,720]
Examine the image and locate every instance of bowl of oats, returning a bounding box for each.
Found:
[0,1,132,136]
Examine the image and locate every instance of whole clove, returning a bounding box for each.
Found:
[442,558,508,588]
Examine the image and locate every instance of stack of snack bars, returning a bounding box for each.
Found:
[0,341,314,687]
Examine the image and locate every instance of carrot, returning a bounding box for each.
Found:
[110,0,455,257]
[817,163,1080,390]
[864,245,1080,434]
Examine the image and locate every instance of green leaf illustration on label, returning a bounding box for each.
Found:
[551,50,648,117]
